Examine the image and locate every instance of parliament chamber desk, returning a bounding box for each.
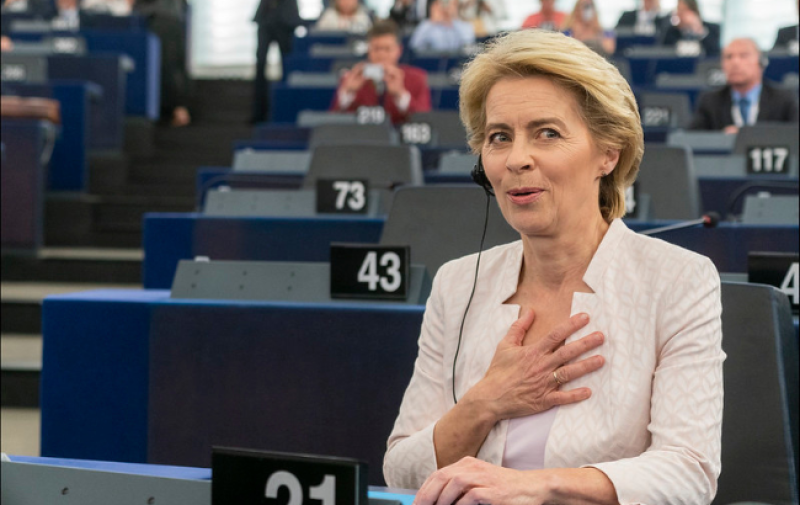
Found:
[40,291,426,485]
[142,206,798,289]
[9,29,161,119]
[2,456,416,504]
[142,213,384,289]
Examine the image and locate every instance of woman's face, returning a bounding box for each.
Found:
[336,0,359,15]
[481,77,618,237]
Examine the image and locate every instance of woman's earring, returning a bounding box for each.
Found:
[600,171,608,177]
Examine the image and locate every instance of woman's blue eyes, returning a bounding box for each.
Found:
[488,132,510,142]
[487,129,560,143]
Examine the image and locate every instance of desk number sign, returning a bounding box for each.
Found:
[212,447,368,505]
[1,63,27,81]
[330,244,410,300]
[746,146,790,175]
[642,107,672,127]
[317,179,369,214]
[748,252,799,314]
[356,106,385,125]
[401,122,433,145]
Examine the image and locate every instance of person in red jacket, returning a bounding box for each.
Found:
[331,19,431,124]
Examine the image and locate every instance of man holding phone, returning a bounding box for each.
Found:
[331,19,431,124]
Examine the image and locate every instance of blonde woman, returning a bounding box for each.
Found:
[384,29,723,504]
[562,0,616,56]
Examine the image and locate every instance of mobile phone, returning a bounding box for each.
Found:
[363,63,384,83]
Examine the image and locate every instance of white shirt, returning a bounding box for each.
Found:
[384,219,724,504]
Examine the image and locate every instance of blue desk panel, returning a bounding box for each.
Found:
[7,456,417,501]
[0,119,48,249]
[627,55,704,86]
[194,167,305,208]
[40,290,425,486]
[625,222,799,274]
[47,53,126,150]
[2,80,96,191]
[270,84,337,124]
[82,30,160,119]
[764,55,800,84]
[10,29,161,118]
[41,289,155,464]
[142,213,385,289]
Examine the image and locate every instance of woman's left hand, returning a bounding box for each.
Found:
[413,457,550,505]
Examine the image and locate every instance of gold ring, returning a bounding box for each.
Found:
[553,370,565,386]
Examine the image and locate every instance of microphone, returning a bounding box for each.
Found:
[639,212,720,236]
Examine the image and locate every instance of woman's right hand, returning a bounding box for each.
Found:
[464,309,605,422]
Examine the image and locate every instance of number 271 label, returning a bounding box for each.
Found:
[330,244,410,300]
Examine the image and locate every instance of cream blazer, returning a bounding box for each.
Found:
[384,219,724,505]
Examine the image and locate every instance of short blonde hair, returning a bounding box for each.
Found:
[459,29,643,220]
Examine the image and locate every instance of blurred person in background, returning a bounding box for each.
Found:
[134,0,191,126]
[251,0,301,124]
[409,0,475,53]
[661,0,720,56]
[53,0,80,29]
[315,0,373,33]
[773,0,798,50]
[389,0,420,34]
[521,0,566,31]
[615,0,668,37]
[332,20,431,124]
[562,0,615,57]
[457,0,506,37]
[690,38,798,132]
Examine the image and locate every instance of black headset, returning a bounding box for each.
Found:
[452,156,494,404]
[471,155,494,196]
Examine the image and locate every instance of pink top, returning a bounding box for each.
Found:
[384,219,724,504]
[502,406,559,470]
[521,11,567,30]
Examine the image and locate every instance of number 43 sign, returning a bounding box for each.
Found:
[330,244,410,300]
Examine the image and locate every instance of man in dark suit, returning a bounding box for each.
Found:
[331,20,431,125]
[690,38,799,132]
[252,0,301,123]
[616,0,669,37]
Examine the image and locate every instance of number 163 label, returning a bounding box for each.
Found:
[330,244,410,300]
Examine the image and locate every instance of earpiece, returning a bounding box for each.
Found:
[760,53,770,69]
[471,155,494,196]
